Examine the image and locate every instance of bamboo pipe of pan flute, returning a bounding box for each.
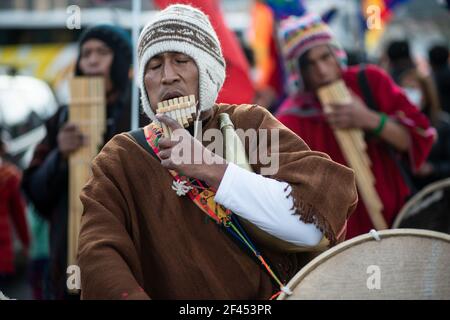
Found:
[156,95,197,138]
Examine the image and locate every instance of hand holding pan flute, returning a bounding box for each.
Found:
[156,113,227,190]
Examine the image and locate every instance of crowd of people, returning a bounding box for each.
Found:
[0,1,449,300]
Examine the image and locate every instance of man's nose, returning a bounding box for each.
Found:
[87,53,100,67]
[161,62,180,84]
[316,61,328,77]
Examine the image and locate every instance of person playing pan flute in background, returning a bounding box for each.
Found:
[77,4,358,300]
[0,134,30,294]
[22,24,146,300]
[276,14,436,239]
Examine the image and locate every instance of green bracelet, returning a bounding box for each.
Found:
[372,112,387,136]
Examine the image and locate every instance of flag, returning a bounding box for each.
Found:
[361,0,411,53]
[264,0,306,20]
[153,0,255,105]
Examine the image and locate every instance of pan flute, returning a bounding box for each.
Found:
[68,77,106,271]
[156,95,197,137]
[317,80,388,230]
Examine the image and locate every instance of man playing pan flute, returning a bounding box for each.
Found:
[276,14,436,239]
[77,4,357,300]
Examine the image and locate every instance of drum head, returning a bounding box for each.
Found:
[393,178,450,234]
[278,229,450,300]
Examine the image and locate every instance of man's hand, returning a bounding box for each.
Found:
[156,114,228,189]
[57,123,86,158]
[254,87,277,109]
[326,92,380,131]
[325,91,412,152]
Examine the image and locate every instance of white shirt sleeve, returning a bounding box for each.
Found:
[214,162,323,247]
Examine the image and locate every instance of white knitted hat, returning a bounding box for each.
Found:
[137,4,226,121]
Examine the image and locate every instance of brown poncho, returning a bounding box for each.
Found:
[78,104,357,299]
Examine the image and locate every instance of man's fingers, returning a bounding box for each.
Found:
[62,124,85,144]
[70,135,85,148]
[156,114,183,131]
[328,103,346,111]
[160,158,175,170]
[326,113,349,129]
[326,112,342,123]
[350,91,365,105]
[66,131,86,144]
[62,141,82,154]
[157,149,171,160]
[81,134,89,146]
[158,137,179,149]
[62,122,80,131]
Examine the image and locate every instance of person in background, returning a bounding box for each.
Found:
[26,202,50,300]
[428,44,450,114]
[383,40,416,84]
[0,134,30,296]
[276,14,435,239]
[249,0,285,111]
[399,68,450,189]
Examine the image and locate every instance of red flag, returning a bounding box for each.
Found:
[153,0,255,104]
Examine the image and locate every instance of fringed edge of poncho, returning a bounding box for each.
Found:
[284,184,340,247]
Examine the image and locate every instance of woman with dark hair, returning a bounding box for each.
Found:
[429,44,450,114]
[400,68,450,189]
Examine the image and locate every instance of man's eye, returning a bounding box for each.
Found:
[149,64,161,70]
[98,49,111,56]
[176,59,188,64]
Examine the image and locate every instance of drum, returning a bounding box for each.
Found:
[393,178,450,234]
[278,229,450,299]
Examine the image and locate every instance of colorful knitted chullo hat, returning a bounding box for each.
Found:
[278,13,347,96]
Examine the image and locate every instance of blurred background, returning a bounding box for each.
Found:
[1,0,449,167]
[0,0,449,300]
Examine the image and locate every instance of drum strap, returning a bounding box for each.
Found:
[128,128,156,158]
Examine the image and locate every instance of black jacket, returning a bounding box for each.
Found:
[413,112,450,189]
